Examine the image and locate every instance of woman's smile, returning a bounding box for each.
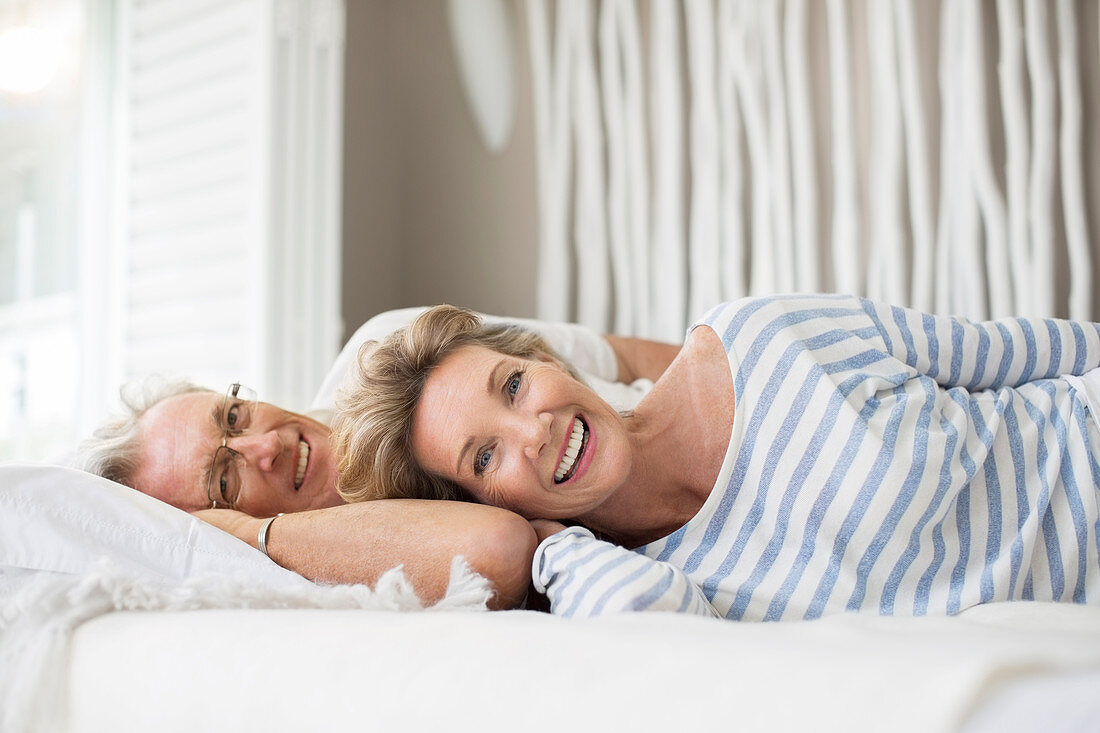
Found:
[553,415,592,484]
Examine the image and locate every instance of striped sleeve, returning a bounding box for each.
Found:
[532,527,719,619]
[859,299,1100,390]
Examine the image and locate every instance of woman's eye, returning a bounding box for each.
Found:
[474,448,493,475]
[226,405,239,429]
[506,371,523,398]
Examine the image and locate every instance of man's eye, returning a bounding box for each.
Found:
[474,448,493,476]
[219,463,240,507]
[226,405,239,429]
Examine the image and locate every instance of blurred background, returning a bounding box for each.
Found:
[2,0,1099,462]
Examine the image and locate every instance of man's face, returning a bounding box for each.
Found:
[130,391,344,515]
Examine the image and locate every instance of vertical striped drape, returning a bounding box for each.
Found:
[527,0,1097,340]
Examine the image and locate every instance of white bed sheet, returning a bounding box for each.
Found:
[68,602,1100,733]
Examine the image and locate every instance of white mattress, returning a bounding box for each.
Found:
[67,603,1100,733]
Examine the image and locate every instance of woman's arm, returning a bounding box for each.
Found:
[531,524,719,619]
[194,500,537,610]
[861,299,1100,390]
[602,335,683,383]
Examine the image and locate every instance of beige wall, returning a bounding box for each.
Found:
[340,0,538,342]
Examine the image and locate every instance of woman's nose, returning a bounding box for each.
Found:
[227,430,284,471]
[519,412,552,461]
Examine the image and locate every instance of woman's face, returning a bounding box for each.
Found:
[410,345,633,519]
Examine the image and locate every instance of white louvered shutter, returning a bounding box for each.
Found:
[115,0,343,410]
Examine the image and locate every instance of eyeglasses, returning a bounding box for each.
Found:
[207,383,259,510]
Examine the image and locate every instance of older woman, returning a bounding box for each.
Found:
[333,294,1100,621]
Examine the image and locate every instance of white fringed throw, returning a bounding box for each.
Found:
[0,558,491,733]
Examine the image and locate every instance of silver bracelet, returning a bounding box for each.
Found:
[258,513,285,558]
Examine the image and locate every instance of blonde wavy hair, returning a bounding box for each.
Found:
[332,305,577,504]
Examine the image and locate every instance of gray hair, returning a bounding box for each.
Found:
[78,377,214,488]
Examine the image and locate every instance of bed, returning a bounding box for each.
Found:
[2,462,1099,732]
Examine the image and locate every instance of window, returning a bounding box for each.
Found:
[0,0,343,463]
[0,0,96,461]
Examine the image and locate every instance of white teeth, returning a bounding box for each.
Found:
[295,440,309,488]
[554,417,586,482]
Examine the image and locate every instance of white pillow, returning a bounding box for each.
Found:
[0,462,309,589]
[309,307,640,415]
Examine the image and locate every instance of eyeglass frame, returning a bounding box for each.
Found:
[206,382,259,510]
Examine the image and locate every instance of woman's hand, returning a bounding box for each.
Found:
[529,519,568,543]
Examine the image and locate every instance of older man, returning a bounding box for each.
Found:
[81,307,679,608]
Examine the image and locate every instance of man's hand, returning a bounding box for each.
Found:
[192,507,266,549]
[603,335,682,383]
[529,519,568,543]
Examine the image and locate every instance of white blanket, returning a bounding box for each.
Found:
[1,559,490,733]
[0,463,491,732]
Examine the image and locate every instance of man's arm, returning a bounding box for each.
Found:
[194,500,537,610]
[602,335,682,383]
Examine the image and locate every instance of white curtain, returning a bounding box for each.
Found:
[528,0,1097,340]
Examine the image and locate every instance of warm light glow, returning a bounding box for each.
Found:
[0,26,62,94]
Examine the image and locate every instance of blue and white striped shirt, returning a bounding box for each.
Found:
[533,295,1100,621]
